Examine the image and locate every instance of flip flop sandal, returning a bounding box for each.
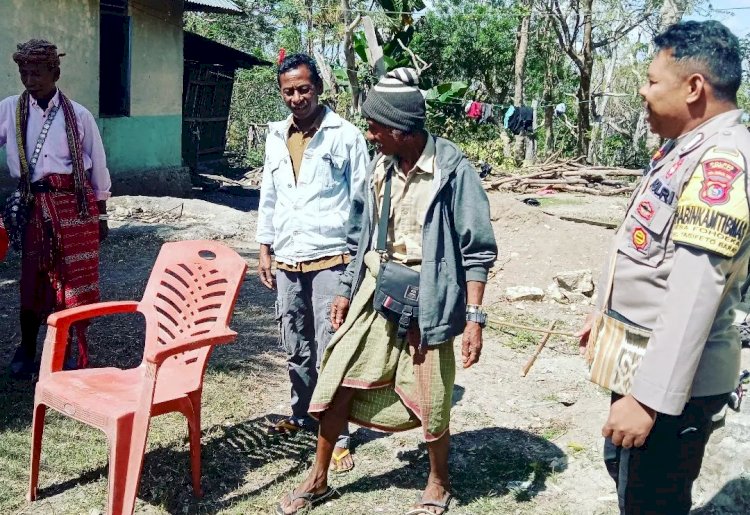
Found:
[329,448,354,473]
[404,492,453,515]
[274,486,337,515]
[268,418,304,435]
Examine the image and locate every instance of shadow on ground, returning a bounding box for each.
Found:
[0,223,278,432]
[692,477,750,514]
[342,426,566,506]
[31,414,317,513]
[30,423,565,513]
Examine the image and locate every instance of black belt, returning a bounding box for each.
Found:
[30,182,51,193]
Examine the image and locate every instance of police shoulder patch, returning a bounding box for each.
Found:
[672,146,749,258]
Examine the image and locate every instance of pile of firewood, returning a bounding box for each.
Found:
[485,158,643,196]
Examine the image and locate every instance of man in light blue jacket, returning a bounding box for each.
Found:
[256,54,369,471]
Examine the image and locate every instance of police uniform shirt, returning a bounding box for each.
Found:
[597,109,750,416]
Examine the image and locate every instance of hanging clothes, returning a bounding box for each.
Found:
[503,106,515,129]
[506,105,534,135]
[519,106,534,132]
[479,103,493,124]
[467,101,482,120]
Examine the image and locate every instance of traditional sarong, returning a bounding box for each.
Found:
[20,173,99,317]
[309,251,455,442]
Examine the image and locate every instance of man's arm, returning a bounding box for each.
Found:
[462,280,486,368]
[256,137,278,290]
[452,162,498,280]
[631,247,732,414]
[81,110,111,201]
[331,147,372,330]
[452,161,497,368]
[81,110,111,241]
[603,246,730,448]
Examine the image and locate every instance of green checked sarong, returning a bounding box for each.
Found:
[309,251,455,442]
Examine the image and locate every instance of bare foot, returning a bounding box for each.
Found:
[411,479,452,514]
[329,446,354,472]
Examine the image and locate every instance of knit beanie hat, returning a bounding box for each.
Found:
[361,67,425,132]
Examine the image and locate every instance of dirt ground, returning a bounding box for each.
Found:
[1,189,749,514]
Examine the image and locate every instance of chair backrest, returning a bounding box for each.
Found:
[138,241,247,389]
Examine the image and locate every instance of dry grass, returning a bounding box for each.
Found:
[1,226,573,515]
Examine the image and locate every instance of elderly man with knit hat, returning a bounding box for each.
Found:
[276,68,497,515]
[0,40,110,379]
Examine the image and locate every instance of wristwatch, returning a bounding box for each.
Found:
[465,304,487,328]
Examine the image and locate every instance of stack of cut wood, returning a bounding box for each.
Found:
[485,158,643,196]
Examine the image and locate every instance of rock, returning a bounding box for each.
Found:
[505,286,545,302]
[562,291,590,304]
[554,269,595,296]
[546,283,568,304]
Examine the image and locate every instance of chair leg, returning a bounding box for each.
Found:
[27,403,47,502]
[107,419,134,515]
[187,391,203,498]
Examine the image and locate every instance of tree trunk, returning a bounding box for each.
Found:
[577,0,594,159]
[513,7,531,163]
[341,0,361,114]
[305,0,314,55]
[362,16,386,78]
[589,47,618,163]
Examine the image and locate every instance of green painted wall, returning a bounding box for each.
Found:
[98,115,182,171]
[0,0,185,175]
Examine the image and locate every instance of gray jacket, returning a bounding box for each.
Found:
[337,136,498,346]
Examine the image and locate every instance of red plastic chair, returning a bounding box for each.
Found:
[28,240,247,515]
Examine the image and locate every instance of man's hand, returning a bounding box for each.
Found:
[576,311,596,356]
[258,244,276,290]
[461,321,483,368]
[330,295,350,330]
[97,201,108,242]
[98,220,109,242]
[602,394,657,448]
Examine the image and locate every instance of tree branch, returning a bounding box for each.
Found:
[397,39,432,74]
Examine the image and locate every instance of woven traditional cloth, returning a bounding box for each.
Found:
[585,311,651,395]
[309,251,455,441]
[21,174,99,316]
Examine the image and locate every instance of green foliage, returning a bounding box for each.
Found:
[410,0,518,95]
[227,67,286,166]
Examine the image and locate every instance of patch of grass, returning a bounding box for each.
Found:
[535,420,570,442]
[487,310,556,351]
[566,441,586,454]
[535,196,586,207]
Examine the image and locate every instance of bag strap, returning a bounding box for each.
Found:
[376,163,393,254]
[15,91,61,203]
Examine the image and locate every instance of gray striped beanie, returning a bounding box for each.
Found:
[361,68,425,132]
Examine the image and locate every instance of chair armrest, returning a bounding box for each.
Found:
[40,301,141,379]
[47,301,140,328]
[145,330,238,366]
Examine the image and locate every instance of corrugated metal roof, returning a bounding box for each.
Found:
[185,0,243,15]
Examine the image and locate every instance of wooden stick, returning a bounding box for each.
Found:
[488,318,577,337]
[521,321,557,377]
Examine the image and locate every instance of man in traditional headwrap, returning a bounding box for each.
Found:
[275,68,497,515]
[0,39,111,379]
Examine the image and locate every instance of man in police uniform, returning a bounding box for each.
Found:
[578,21,750,514]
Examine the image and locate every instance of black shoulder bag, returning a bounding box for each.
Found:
[372,165,421,339]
